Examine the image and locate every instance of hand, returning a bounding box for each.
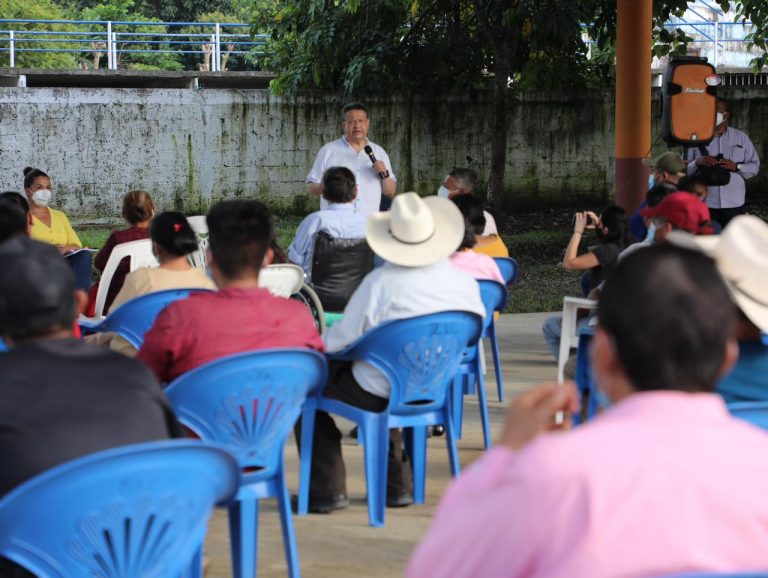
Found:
[58,244,81,255]
[573,212,587,234]
[695,155,718,167]
[584,211,600,229]
[372,160,389,177]
[718,158,738,171]
[499,382,580,451]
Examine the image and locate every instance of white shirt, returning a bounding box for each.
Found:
[306,137,396,216]
[324,260,486,398]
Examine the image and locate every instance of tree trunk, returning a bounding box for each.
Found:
[487,57,510,218]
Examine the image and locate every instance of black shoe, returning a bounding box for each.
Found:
[349,426,359,439]
[386,493,414,508]
[291,493,349,514]
[431,425,445,437]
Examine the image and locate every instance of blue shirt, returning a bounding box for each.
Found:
[716,339,768,404]
[686,127,760,209]
[288,203,368,281]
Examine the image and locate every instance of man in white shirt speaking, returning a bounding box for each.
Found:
[306,102,397,216]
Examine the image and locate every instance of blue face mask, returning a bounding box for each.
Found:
[645,222,656,243]
[648,174,655,190]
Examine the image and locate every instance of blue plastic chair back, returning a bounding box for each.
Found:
[492,257,519,285]
[332,312,483,416]
[79,287,214,349]
[478,280,508,331]
[0,440,238,578]
[0,339,6,353]
[166,349,328,480]
[727,401,768,432]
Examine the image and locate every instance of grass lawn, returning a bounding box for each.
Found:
[78,214,580,314]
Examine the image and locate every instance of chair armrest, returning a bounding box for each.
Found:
[562,296,599,309]
[78,315,104,334]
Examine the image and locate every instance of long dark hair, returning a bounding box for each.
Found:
[597,205,632,248]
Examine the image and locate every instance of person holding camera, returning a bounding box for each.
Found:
[685,98,760,229]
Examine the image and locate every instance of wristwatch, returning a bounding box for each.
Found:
[737,163,743,171]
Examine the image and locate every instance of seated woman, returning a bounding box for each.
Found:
[449,194,505,284]
[542,205,631,360]
[92,190,155,315]
[108,212,216,356]
[23,166,91,291]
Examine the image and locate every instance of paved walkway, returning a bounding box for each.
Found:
[204,312,557,578]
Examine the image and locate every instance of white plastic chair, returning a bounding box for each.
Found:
[186,215,209,271]
[258,264,305,298]
[558,296,598,383]
[91,239,159,319]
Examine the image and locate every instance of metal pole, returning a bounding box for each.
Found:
[713,21,718,68]
[214,23,221,72]
[106,21,113,69]
[111,31,117,69]
[615,0,653,213]
[9,29,14,68]
[209,34,216,71]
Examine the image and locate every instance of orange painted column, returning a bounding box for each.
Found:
[615,0,653,214]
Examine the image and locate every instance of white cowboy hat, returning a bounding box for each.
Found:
[366,192,464,267]
[667,215,768,333]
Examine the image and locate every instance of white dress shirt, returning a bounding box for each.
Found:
[324,260,486,398]
[306,137,396,216]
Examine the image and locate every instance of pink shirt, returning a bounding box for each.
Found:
[138,287,324,384]
[408,392,768,578]
[449,250,504,284]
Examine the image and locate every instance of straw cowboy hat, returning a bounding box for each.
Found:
[667,215,768,332]
[366,192,464,267]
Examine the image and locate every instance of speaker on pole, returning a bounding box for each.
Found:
[660,56,719,146]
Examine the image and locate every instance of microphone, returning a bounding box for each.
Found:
[364,145,389,180]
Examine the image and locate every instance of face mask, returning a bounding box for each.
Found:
[437,185,451,198]
[31,188,52,207]
[716,112,725,126]
[648,174,655,190]
[645,222,656,243]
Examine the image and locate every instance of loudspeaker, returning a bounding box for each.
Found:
[661,56,718,146]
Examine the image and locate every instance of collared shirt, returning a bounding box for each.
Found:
[138,287,324,384]
[288,203,368,281]
[306,137,396,216]
[324,260,485,398]
[408,391,768,578]
[686,127,760,209]
[449,250,505,284]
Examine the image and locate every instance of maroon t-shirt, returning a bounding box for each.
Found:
[137,287,324,384]
[94,227,151,313]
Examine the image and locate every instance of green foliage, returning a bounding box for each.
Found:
[0,0,79,68]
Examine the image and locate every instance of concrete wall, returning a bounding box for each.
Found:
[0,85,765,220]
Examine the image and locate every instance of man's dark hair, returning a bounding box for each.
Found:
[599,244,735,393]
[322,167,357,204]
[207,200,274,280]
[452,194,485,250]
[150,212,198,258]
[646,181,677,208]
[342,102,368,119]
[0,193,29,243]
[0,237,76,339]
[22,167,49,190]
[718,97,729,114]
[677,174,709,195]
[449,168,478,194]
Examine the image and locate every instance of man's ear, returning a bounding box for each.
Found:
[73,289,88,317]
[262,248,275,267]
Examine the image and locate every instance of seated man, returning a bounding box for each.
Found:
[409,244,768,577]
[138,200,324,384]
[301,192,485,512]
[288,166,368,282]
[668,215,768,403]
[0,237,181,497]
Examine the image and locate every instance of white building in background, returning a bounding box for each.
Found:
[654,0,764,70]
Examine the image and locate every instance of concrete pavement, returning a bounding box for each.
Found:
[203,312,557,578]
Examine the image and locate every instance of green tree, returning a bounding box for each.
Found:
[0,0,79,68]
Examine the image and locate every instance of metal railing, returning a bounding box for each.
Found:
[661,19,764,68]
[0,19,268,71]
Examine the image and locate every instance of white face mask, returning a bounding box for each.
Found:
[437,185,451,198]
[31,188,52,207]
[645,222,656,243]
[716,112,725,126]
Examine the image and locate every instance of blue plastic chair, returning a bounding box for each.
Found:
[298,311,483,527]
[727,401,768,432]
[490,258,518,401]
[0,440,239,578]
[79,287,214,349]
[166,349,328,578]
[451,280,507,448]
[492,257,519,286]
[0,339,6,352]
[573,326,598,426]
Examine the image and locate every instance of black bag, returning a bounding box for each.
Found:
[694,145,731,187]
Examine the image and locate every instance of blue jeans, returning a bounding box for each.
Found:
[64,250,93,291]
[542,314,592,360]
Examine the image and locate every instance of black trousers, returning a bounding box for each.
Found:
[296,361,413,499]
[709,205,744,230]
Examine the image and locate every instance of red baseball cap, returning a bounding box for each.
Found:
[640,192,714,234]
